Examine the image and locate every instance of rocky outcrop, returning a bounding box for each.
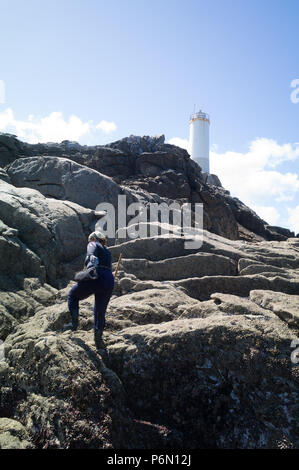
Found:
[106,134,166,156]
[105,313,297,449]
[136,150,189,177]
[1,132,298,449]
[0,179,99,288]
[204,173,223,187]
[0,278,57,341]
[1,311,143,449]
[250,290,299,328]
[0,134,26,168]
[265,225,295,240]
[2,243,298,449]
[6,156,123,211]
[0,177,101,340]
[0,168,10,183]
[2,132,296,241]
[0,418,33,449]
[118,252,236,281]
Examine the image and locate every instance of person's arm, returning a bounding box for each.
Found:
[85,242,98,267]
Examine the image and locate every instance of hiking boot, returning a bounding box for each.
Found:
[94,329,103,348]
[70,309,79,331]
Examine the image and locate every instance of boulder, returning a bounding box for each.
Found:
[0,228,44,280]
[107,287,199,326]
[107,134,165,156]
[6,156,122,211]
[123,171,191,200]
[174,274,299,301]
[0,133,26,168]
[0,278,58,340]
[195,187,239,239]
[265,225,295,239]
[239,262,298,279]
[210,292,275,317]
[110,235,202,262]
[110,232,249,263]
[105,313,298,448]
[250,290,299,328]
[2,309,144,448]
[238,258,264,271]
[136,151,188,177]
[0,180,97,285]
[120,252,236,281]
[205,173,223,187]
[0,418,33,449]
[87,148,134,177]
[0,168,10,183]
[115,221,189,245]
[63,147,135,178]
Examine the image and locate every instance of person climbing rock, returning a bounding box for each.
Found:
[68,230,114,347]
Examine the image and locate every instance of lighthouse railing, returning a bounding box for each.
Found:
[190,112,210,121]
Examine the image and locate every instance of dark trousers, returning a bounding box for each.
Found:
[68,270,114,332]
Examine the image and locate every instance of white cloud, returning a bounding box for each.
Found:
[168,136,299,229]
[168,137,190,152]
[168,136,299,206]
[96,120,117,134]
[0,108,117,144]
[210,139,299,208]
[288,206,299,234]
[248,138,299,168]
[250,204,281,225]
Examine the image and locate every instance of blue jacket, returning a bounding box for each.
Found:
[85,241,112,272]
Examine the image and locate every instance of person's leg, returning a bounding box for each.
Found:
[68,281,95,330]
[93,272,114,341]
[94,289,112,332]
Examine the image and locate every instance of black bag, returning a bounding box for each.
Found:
[74,266,98,282]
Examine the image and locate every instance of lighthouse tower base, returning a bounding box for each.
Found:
[189,110,210,174]
[195,156,210,174]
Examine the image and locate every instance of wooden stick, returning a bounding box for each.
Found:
[114,253,123,278]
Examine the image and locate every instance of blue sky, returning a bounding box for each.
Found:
[0,0,299,232]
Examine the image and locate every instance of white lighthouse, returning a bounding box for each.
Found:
[189,110,210,173]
